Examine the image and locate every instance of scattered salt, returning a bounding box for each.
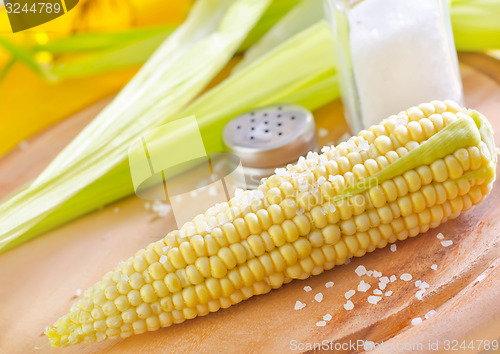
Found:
[372,271,382,278]
[159,255,168,264]
[436,233,445,240]
[476,274,486,282]
[411,317,423,326]
[379,276,389,283]
[390,244,397,252]
[420,282,430,289]
[390,275,397,282]
[373,289,382,295]
[357,280,371,292]
[316,321,327,327]
[400,273,412,281]
[415,280,422,287]
[345,290,355,299]
[385,290,393,296]
[344,300,354,311]
[294,301,306,310]
[425,310,437,319]
[208,186,218,197]
[304,286,312,292]
[318,128,329,138]
[431,264,438,270]
[325,281,334,288]
[355,265,367,276]
[367,295,382,304]
[441,240,453,247]
[323,314,332,321]
[415,290,425,300]
[152,201,171,217]
[75,288,83,297]
[18,140,29,151]
[378,282,387,290]
[366,270,373,276]
[314,293,324,303]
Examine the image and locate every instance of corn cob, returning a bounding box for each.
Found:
[46,100,497,347]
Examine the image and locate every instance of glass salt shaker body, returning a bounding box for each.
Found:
[325,0,463,133]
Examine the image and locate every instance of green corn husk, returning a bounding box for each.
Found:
[0,18,338,253]
[450,0,500,51]
[6,0,499,253]
[0,0,274,252]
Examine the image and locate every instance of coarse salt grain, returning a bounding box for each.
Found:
[420,282,430,289]
[367,295,382,304]
[400,273,412,281]
[385,290,393,296]
[425,310,437,319]
[316,321,327,327]
[415,290,425,300]
[476,274,486,282]
[159,255,168,264]
[411,317,423,326]
[373,289,382,295]
[318,128,329,138]
[390,244,397,252]
[294,301,306,310]
[304,286,312,292]
[358,280,371,292]
[436,233,445,240]
[325,281,334,288]
[431,264,438,270]
[390,275,397,282]
[314,293,324,303]
[373,271,382,278]
[323,314,332,321]
[344,300,354,310]
[441,240,453,247]
[345,290,355,299]
[208,186,218,197]
[75,288,83,297]
[344,258,351,265]
[378,282,387,290]
[415,280,422,287]
[355,265,367,276]
[379,276,389,283]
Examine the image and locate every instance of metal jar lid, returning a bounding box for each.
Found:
[223,104,317,168]
[222,104,318,188]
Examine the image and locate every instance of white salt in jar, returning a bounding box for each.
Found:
[325,0,463,132]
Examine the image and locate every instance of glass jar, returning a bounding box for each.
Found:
[325,0,463,132]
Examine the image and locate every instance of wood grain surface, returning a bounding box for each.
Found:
[0,54,499,353]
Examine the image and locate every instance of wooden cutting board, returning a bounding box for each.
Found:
[0,53,499,354]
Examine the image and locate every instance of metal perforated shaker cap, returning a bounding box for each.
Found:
[223,104,317,188]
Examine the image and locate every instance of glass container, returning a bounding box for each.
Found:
[325,0,463,132]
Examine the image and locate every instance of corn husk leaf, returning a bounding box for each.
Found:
[0,0,273,252]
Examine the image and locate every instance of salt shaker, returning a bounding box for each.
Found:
[325,0,463,132]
